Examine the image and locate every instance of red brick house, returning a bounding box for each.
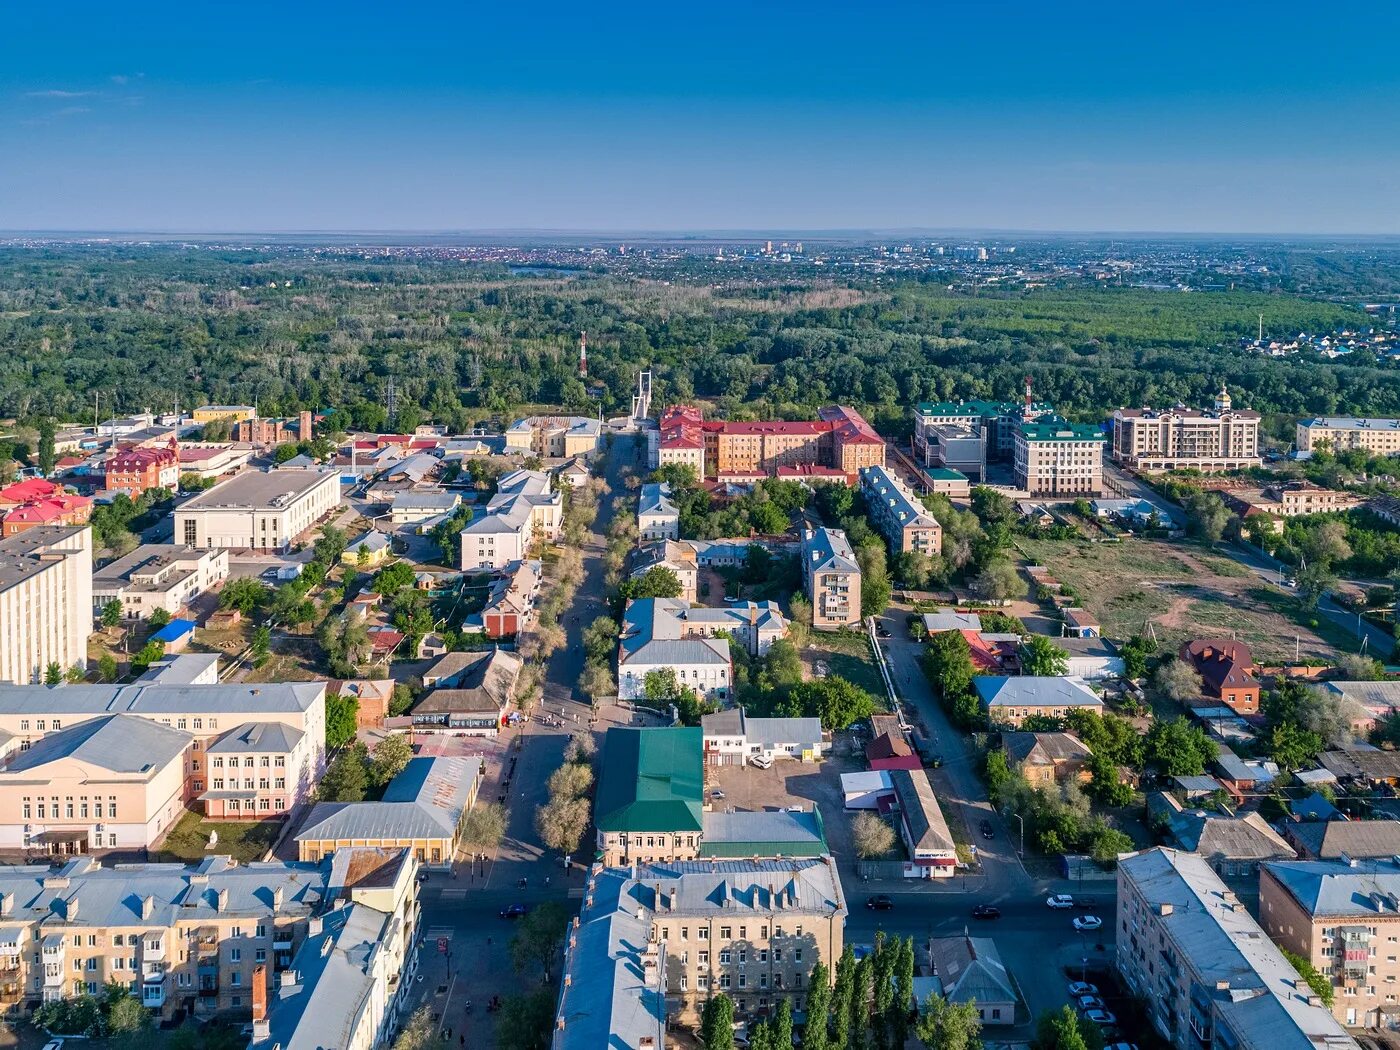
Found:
[1179,639,1260,714]
[105,443,180,495]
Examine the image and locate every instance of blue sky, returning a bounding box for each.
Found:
[2,2,1398,234]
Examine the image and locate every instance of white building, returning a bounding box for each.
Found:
[389,490,460,526]
[617,598,732,701]
[460,470,563,570]
[638,482,680,541]
[0,525,93,684]
[701,707,828,765]
[92,544,229,620]
[174,468,341,552]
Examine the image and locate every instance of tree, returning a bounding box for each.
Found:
[642,667,680,703]
[510,900,568,983]
[1296,561,1337,607]
[325,693,360,749]
[915,995,983,1050]
[1089,823,1134,864]
[106,985,150,1037]
[890,937,915,1050]
[577,662,616,702]
[130,640,165,675]
[219,576,269,614]
[1282,947,1335,1008]
[972,558,1026,602]
[1120,634,1158,680]
[369,734,413,785]
[1032,1005,1089,1050]
[1184,491,1231,543]
[701,993,736,1050]
[1302,520,1352,568]
[772,999,793,1050]
[319,745,369,802]
[849,954,872,1050]
[1087,751,1134,807]
[831,945,856,1050]
[390,1004,447,1050]
[1145,717,1217,776]
[547,761,593,800]
[251,624,272,667]
[147,607,173,629]
[495,988,556,1050]
[390,683,415,716]
[1022,634,1069,676]
[535,795,588,855]
[97,652,118,683]
[804,961,831,1050]
[857,542,892,617]
[44,661,62,686]
[971,485,1016,527]
[582,615,620,663]
[459,802,507,852]
[1153,658,1203,703]
[1268,721,1323,771]
[101,598,123,629]
[37,416,56,476]
[784,676,877,730]
[373,560,416,597]
[1337,652,1385,680]
[852,811,896,859]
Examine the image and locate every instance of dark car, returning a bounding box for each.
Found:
[499,904,528,919]
[875,623,891,638]
[866,895,894,911]
[971,905,1001,920]
[979,819,995,839]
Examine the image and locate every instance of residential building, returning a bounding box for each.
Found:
[859,466,943,556]
[1285,820,1400,862]
[0,483,94,538]
[921,609,983,634]
[1297,417,1400,455]
[1057,636,1125,680]
[921,936,1017,1027]
[1061,607,1100,638]
[200,721,308,821]
[411,649,523,736]
[295,756,482,867]
[1147,794,1295,878]
[912,398,1052,477]
[1180,639,1260,714]
[1117,847,1355,1050]
[1260,857,1400,1029]
[192,405,256,425]
[0,680,327,813]
[174,468,341,552]
[1110,388,1262,472]
[888,768,957,878]
[91,544,229,620]
[1013,417,1105,497]
[800,527,861,629]
[341,531,392,569]
[924,467,971,498]
[0,525,92,685]
[460,470,562,570]
[1226,481,1363,521]
[700,708,828,766]
[655,404,883,479]
[481,559,542,639]
[104,444,180,495]
[617,598,731,701]
[1001,731,1093,786]
[233,411,313,447]
[1318,749,1400,787]
[865,730,921,772]
[639,482,680,541]
[327,679,394,728]
[555,456,591,490]
[504,415,602,458]
[974,676,1104,727]
[556,857,846,1034]
[0,714,191,853]
[389,490,460,526]
[630,541,699,604]
[254,847,420,1050]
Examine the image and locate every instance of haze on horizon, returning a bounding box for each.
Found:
[3,1,1398,236]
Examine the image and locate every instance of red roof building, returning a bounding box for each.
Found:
[1179,639,1260,714]
[1,493,93,537]
[105,444,179,495]
[0,478,61,507]
[656,403,885,481]
[866,730,923,772]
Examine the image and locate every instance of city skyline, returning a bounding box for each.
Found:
[3,1,1399,234]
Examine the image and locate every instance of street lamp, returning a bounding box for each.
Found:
[1007,811,1025,857]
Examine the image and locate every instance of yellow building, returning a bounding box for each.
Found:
[193,405,256,425]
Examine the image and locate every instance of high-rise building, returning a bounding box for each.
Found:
[1110,387,1261,472]
[0,525,92,684]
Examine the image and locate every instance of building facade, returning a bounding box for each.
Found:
[1110,389,1262,472]
[91,544,229,621]
[1013,418,1105,497]
[800,527,862,630]
[504,416,602,458]
[460,470,562,570]
[104,445,180,496]
[1297,417,1400,455]
[174,468,341,552]
[655,405,883,480]
[859,466,943,555]
[639,482,681,542]
[0,526,92,685]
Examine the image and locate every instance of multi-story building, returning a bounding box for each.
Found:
[1116,847,1355,1050]
[655,405,884,480]
[1179,639,1260,715]
[481,559,542,638]
[1226,481,1364,521]
[0,680,326,816]
[639,482,680,541]
[460,470,562,570]
[630,541,699,604]
[1297,417,1400,455]
[1260,858,1400,1029]
[1013,417,1105,497]
[617,598,738,700]
[192,405,257,425]
[504,415,602,459]
[176,442,257,482]
[912,398,1052,478]
[200,721,309,821]
[233,411,314,447]
[859,466,943,555]
[800,527,861,629]
[104,445,180,496]
[0,493,94,538]
[558,857,846,1031]
[1110,388,1262,472]
[174,468,341,552]
[0,525,92,685]
[91,544,229,621]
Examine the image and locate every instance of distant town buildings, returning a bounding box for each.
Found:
[1110,387,1262,472]
[0,479,93,538]
[859,465,943,555]
[174,467,341,552]
[655,404,883,480]
[800,527,862,629]
[0,525,92,685]
[192,405,256,425]
[1012,417,1105,497]
[234,410,314,447]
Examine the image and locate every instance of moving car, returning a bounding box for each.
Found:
[1066,982,1099,998]
[979,819,995,839]
[1072,915,1103,932]
[499,903,528,919]
[1046,894,1074,909]
[1083,1009,1117,1027]
[971,904,1001,920]
[866,895,894,911]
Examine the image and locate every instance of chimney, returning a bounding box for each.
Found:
[298,411,313,444]
[273,886,283,910]
[308,916,323,937]
[66,897,78,921]
[216,888,229,913]
[0,893,10,917]
[251,963,269,1023]
[279,968,297,988]
[141,895,154,920]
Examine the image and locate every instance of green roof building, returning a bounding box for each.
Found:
[595,727,703,847]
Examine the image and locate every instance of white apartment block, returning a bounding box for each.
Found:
[460,470,562,570]
[174,468,341,552]
[859,466,943,555]
[0,526,92,685]
[639,482,681,541]
[92,544,229,621]
[1110,388,1261,472]
[1297,417,1400,455]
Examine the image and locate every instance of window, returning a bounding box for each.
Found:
[719,926,731,940]
[231,972,241,987]
[698,928,709,940]
[230,949,241,963]
[698,951,709,965]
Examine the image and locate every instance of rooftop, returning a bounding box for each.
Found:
[973,675,1103,711]
[0,681,326,717]
[178,467,338,512]
[2,714,189,775]
[594,727,703,834]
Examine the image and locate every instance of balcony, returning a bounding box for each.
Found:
[143,962,168,982]
[273,932,294,950]
[0,980,21,1004]
[42,966,63,989]
[143,938,166,961]
[141,979,166,1008]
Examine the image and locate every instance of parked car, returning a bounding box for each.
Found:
[499,904,528,919]
[1067,981,1099,998]
[1073,915,1103,932]
[1083,1009,1117,1027]
[749,755,773,770]
[42,1041,65,1050]
[710,789,725,800]
[1046,894,1074,909]
[979,819,994,839]
[1075,995,1106,1012]
[875,623,891,638]
[971,905,1001,920]
[1104,1043,1139,1050]
[866,895,894,911]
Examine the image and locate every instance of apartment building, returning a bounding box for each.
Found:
[617,598,744,701]
[0,525,92,685]
[859,466,943,555]
[630,541,699,604]
[1227,481,1364,521]
[560,857,846,1030]
[460,469,562,570]
[639,482,680,541]
[1110,388,1262,472]
[1260,858,1400,1029]
[91,544,229,620]
[800,527,861,629]
[655,404,884,480]
[504,415,602,458]
[1116,847,1355,1050]
[104,445,180,496]
[1297,417,1400,455]
[1013,418,1105,497]
[912,398,1052,476]
[0,681,326,817]
[174,468,341,552]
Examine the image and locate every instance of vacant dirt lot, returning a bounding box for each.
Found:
[1017,537,1342,664]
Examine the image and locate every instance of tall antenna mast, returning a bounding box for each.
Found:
[578,331,588,381]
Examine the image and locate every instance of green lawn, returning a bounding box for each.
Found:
[806,630,887,699]
[158,810,283,865]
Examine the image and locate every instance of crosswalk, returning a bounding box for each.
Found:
[423,926,455,940]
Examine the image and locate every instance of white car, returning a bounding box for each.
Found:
[1067,981,1099,997]
[1072,915,1103,932]
[1046,894,1074,909]
[1083,1009,1117,1027]
[42,1042,65,1050]
[749,755,773,770]
[1105,1043,1139,1050]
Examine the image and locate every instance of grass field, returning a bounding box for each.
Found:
[1017,537,1343,663]
[159,810,283,864]
[804,630,888,699]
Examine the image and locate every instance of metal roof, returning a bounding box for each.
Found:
[2,714,189,775]
[0,681,325,716]
[594,728,703,834]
